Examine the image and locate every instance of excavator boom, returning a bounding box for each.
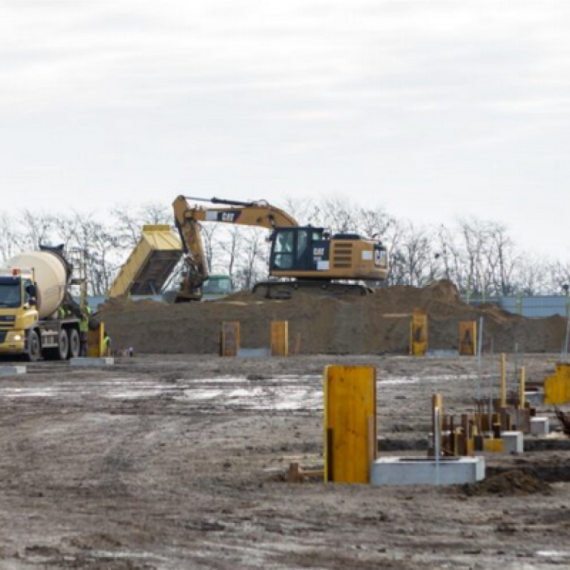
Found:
[172,195,298,302]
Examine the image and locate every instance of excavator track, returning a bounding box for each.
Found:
[252,280,373,300]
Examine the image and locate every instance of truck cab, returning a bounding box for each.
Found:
[0,270,40,357]
[201,275,233,300]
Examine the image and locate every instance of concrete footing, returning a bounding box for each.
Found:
[0,366,26,375]
[237,348,271,358]
[476,432,524,455]
[70,357,114,367]
[530,417,550,437]
[370,456,485,486]
[501,431,524,454]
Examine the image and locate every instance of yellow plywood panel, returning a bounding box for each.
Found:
[556,363,570,380]
[410,308,428,356]
[88,322,105,358]
[324,365,376,484]
[270,321,289,356]
[459,321,477,356]
[483,439,505,453]
[545,374,570,405]
[221,321,240,357]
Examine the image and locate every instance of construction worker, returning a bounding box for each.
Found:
[79,309,89,357]
[103,332,112,357]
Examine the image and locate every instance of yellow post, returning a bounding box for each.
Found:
[221,321,240,357]
[410,308,428,356]
[270,321,289,356]
[519,366,526,408]
[483,439,505,453]
[324,365,376,484]
[500,353,507,408]
[88,322,105,357]
[459,321,477,356]
[431,393,443,456]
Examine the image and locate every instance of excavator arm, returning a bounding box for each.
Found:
[172,196,298,302]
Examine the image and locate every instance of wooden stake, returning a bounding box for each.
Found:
[519,366,526,408]
[500,353,507,408]
[271,321,289,356]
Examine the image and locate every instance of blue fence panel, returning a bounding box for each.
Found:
[462,295,569,319]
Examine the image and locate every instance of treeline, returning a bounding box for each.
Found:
[0,197,568,297]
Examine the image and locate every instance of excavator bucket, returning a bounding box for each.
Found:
[108,225,182,297]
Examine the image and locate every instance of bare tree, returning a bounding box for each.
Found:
[218,226,243,287]
[239,228,267,289]
[0,213,18,262]
[18,210,54,250]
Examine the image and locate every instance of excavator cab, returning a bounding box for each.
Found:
[269,227,326,272]
[269,227,387,281]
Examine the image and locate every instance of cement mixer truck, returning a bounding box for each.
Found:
[0,245,85,361]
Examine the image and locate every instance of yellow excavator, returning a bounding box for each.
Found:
[173,195,388,301]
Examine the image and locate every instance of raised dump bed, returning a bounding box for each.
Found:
[108,225,182,297]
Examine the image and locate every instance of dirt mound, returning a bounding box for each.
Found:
[463,470,551,497]
[100,280,568,355]
[97,297,165,314]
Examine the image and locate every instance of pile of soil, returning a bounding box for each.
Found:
[100,280,569,355]
[98,297,164,314]
[463,470,551,496]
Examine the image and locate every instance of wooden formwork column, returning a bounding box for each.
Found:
[431,393,443,456]
[270,321,289,356]
[519,366,526,408]
[459,321,477,356]
[88,322,105,357]
[500,353,507,408]
[220,321,240,357]
[410,308,428,356]
[324,365,376,484]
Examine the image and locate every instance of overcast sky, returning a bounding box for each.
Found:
[1,1,568,259]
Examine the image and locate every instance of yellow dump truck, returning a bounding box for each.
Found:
[0,246,84,361]
[108,225,183,298]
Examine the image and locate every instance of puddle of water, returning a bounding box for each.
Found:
[186,389,224,400]
[106,389,166,399]
[536,551,570,558]
[2,388,59,398]
[178,384,323,411]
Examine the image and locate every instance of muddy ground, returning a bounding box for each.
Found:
[0,354,570,569]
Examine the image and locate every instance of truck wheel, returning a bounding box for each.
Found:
[25,330,41,362]
[68,329,80,359]
[56,329,69,360]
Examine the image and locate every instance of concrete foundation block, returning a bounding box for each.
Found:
[525,391,544,407]
[370,456,485,486]
[501,431,524,454]
[425,350,459,359]
[0,366,26,375]
[530,417,550,437]
[70,357,114,367]
[237,348,271,358]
